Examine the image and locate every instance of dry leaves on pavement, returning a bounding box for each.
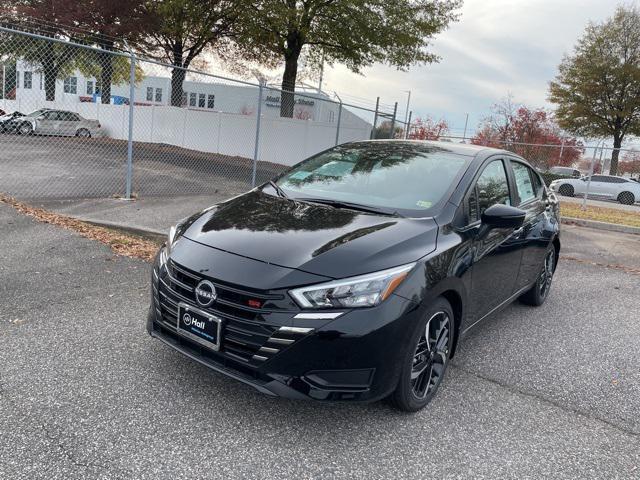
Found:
[1,193,160,262]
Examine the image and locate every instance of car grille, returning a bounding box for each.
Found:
[152,258,301,366]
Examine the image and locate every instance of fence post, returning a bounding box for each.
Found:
[335,92,342,146]
[252,81,265,188]
[405,111,412,139]
[389,102,398,139]
[2,64,5,111]
[370,97,380,139]
[125,45,136,199]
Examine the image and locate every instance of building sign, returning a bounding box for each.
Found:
[264,95,315,108]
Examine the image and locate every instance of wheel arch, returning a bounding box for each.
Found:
[439,289,463,358]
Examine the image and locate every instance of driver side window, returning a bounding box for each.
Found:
[468,159,511,223]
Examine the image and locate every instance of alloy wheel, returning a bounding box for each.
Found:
[19,123,32,135]
[411,311,450,399]
[539,249,555,299]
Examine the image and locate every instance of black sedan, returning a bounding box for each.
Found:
[148,141,560,411]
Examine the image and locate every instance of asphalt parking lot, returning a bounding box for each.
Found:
[0,135,285,200]
[1,202,639,479]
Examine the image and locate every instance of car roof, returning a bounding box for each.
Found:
[347,139,513,158]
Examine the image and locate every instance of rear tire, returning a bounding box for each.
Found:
[389,297,454,412]
[18,122,33,135]
[558,184,574,197]
[520,247,556,306]
[617,191,635,205]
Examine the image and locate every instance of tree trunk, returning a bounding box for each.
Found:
[280,54,298,118]
[170,42,185,107]
[99,39,114,105]
[610,133,622,175]
[41,43,58,102]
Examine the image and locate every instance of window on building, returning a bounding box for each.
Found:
[198,93,205,108]
[146,87,153,102]
[95,80,101,95]
[328,110,335,122]
[87,80,94,95]
[181,91,188,106]
[16,71,19,89]
[39,74,43,90]
[207,94,215,109]
[63,76,77,94]
[23,71,32,89]
[189,92,196,107]
[155,88,162,103]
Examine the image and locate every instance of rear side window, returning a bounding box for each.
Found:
[469,159,511,222]
[512,161,536,204]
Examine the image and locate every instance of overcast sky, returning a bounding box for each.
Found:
[320,0,617,137]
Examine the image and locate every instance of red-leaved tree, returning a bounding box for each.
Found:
[620,149,640,176]
[408,117,449,140]
[471,98,583,170]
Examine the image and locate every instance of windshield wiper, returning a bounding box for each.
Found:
[267,180,288,199]
[300,197,400,217]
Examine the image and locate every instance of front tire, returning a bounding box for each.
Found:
[617,191,635,205]
[558,184,574,197]
[76,128,91,138]
[18,122,33,135]
[520,247,556,306]
[389,297,454,412]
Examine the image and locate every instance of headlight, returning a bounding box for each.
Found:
[166,219,187,255]
[290,263,415,309]
[167,224,178,250]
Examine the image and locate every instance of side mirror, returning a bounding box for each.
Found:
[481,204,526,229]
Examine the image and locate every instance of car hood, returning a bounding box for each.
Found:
[181,190,438,279]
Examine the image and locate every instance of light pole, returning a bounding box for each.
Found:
[403,90,411,130]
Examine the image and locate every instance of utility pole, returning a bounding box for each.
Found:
[403,90,411,128]
[462,113,469,142]
[405,111,412,139]
[371,97,380,139]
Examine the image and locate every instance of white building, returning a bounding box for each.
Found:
[6,61,373,166]
[11,61,367,127]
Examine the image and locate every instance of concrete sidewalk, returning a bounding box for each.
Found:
[34,194,233,235]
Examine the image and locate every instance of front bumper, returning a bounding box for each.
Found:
[147,248,421,402]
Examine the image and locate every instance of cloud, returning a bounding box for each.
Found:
[323,0,616,133]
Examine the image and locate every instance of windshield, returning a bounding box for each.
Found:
[275,142,470,216]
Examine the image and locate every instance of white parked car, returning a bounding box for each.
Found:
[10,109,103,138]
[549,174,640,205]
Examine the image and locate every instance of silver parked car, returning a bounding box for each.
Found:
[549,174,640,204]
[11,109,103,138]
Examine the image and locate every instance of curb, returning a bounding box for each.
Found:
[77,217,166,243]
[561,217,640,235]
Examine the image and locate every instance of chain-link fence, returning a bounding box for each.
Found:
[0,24,396,201]
[2,24,638,206]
